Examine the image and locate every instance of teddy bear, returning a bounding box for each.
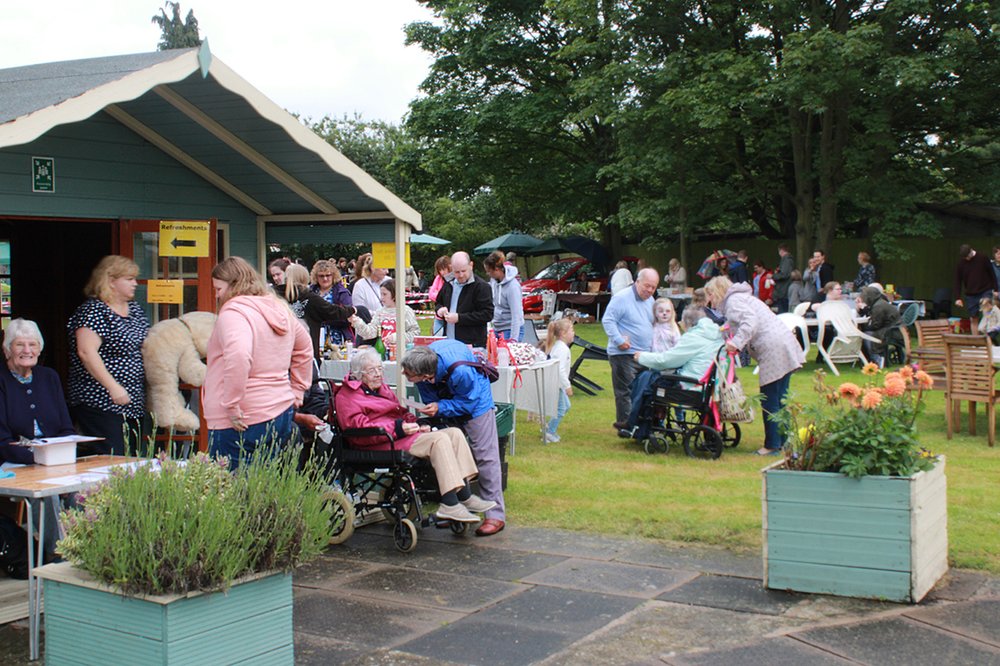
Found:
[143,311,217,431]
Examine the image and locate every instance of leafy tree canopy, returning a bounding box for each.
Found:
[152,1,201,50]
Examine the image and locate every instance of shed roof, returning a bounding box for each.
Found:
[0,44,421,229]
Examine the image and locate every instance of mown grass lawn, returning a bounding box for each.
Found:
[417,317,1000,573]
[512,323,1000,573]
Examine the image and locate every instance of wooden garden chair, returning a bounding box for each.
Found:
[912,319,951,377]
[943,333,997,447]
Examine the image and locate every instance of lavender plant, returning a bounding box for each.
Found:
[58,444,333,596]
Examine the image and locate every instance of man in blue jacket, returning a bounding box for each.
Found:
[401,340,506,536]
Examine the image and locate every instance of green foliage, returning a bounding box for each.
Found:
[405,0,631,251]
[778,367,937,478]
[151,2,201,50]
[57,446,333,596]
[401,1,999,258]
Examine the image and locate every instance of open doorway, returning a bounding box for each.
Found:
[0,217,115,381]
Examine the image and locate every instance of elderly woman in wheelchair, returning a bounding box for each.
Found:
[620,307,739,457]
[334,347,495,525]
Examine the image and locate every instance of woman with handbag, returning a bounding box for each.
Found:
[704,276,804,456]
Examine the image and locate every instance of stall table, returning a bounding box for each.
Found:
[555,291,612,320]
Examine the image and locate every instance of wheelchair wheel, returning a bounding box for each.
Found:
[450,521,469,535]
[393,518,418,553]
[322,490,355,546]
[683,425,723,460]
[643,436,669,455]
[720,422,741,448]
[379,483,419,524]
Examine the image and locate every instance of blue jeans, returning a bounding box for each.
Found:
[546,389,571,435]
[760,372,793,450]
[626,370,680,439]
[499,326,524,342]
[209,406,295,470]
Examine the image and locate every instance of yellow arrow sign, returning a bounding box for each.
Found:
[159,221,210,257]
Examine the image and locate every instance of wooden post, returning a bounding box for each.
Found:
[394,218,408,403]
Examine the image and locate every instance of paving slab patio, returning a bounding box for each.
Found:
[4,524,1000,665]
[662,636,856,666]
[794,616,1000,664]
[656,573,803,616]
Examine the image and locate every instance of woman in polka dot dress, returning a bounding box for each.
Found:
[67,255,150,456]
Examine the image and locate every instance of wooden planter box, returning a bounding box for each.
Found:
[762,457,948,603]
[34,562,293,665]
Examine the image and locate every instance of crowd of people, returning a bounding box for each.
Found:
[3,242,997,557]
[595,242,1000,456]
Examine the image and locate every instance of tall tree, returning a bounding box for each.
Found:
[152,1,201,50]
[617,1,999,260]
[306,114,509,260]
[405,0,633,257]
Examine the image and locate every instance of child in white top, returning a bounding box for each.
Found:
[652,298,681,350]
[542,318,574,443]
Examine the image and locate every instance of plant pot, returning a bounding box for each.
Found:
[761,456,948,603]
[34,562,293,664]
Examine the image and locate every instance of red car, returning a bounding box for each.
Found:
[520,258,606,313]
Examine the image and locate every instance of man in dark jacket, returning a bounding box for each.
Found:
[955,244,998,326]
[435,251,494,348]
[728,250,750,283]
[772,244,794,313]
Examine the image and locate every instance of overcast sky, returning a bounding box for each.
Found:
[2,0,437,124]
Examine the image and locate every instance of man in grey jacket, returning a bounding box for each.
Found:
[772,244,795,313]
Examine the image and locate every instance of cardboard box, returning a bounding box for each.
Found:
[31,440,77,466]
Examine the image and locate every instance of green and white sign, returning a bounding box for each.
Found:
[32,156,54,192]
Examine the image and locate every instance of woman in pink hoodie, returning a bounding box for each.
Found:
[205,257,313,469]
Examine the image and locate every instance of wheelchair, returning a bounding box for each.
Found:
[625,350,741,459]
[318,392,474,554]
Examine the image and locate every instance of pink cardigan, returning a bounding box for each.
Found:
[203,295,313,430]
[334,378,419,451]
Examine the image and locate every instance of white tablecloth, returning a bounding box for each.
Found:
[319,358,559,420]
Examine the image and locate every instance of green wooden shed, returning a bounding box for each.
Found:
[0,42,421,380]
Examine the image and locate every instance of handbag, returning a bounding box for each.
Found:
[717,353,754,423]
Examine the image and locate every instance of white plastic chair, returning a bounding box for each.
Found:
[792,302,811,317]
[777,313,809,352]
[816,302,880,375]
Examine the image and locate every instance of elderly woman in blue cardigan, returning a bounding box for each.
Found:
[0,318,76,560]
[0,319,75,463]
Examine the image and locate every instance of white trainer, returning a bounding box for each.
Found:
[435,502,480,523]
[544,432,561,443]
[461,494,497,514]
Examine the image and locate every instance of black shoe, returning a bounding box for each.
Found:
[613,421,627,430]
